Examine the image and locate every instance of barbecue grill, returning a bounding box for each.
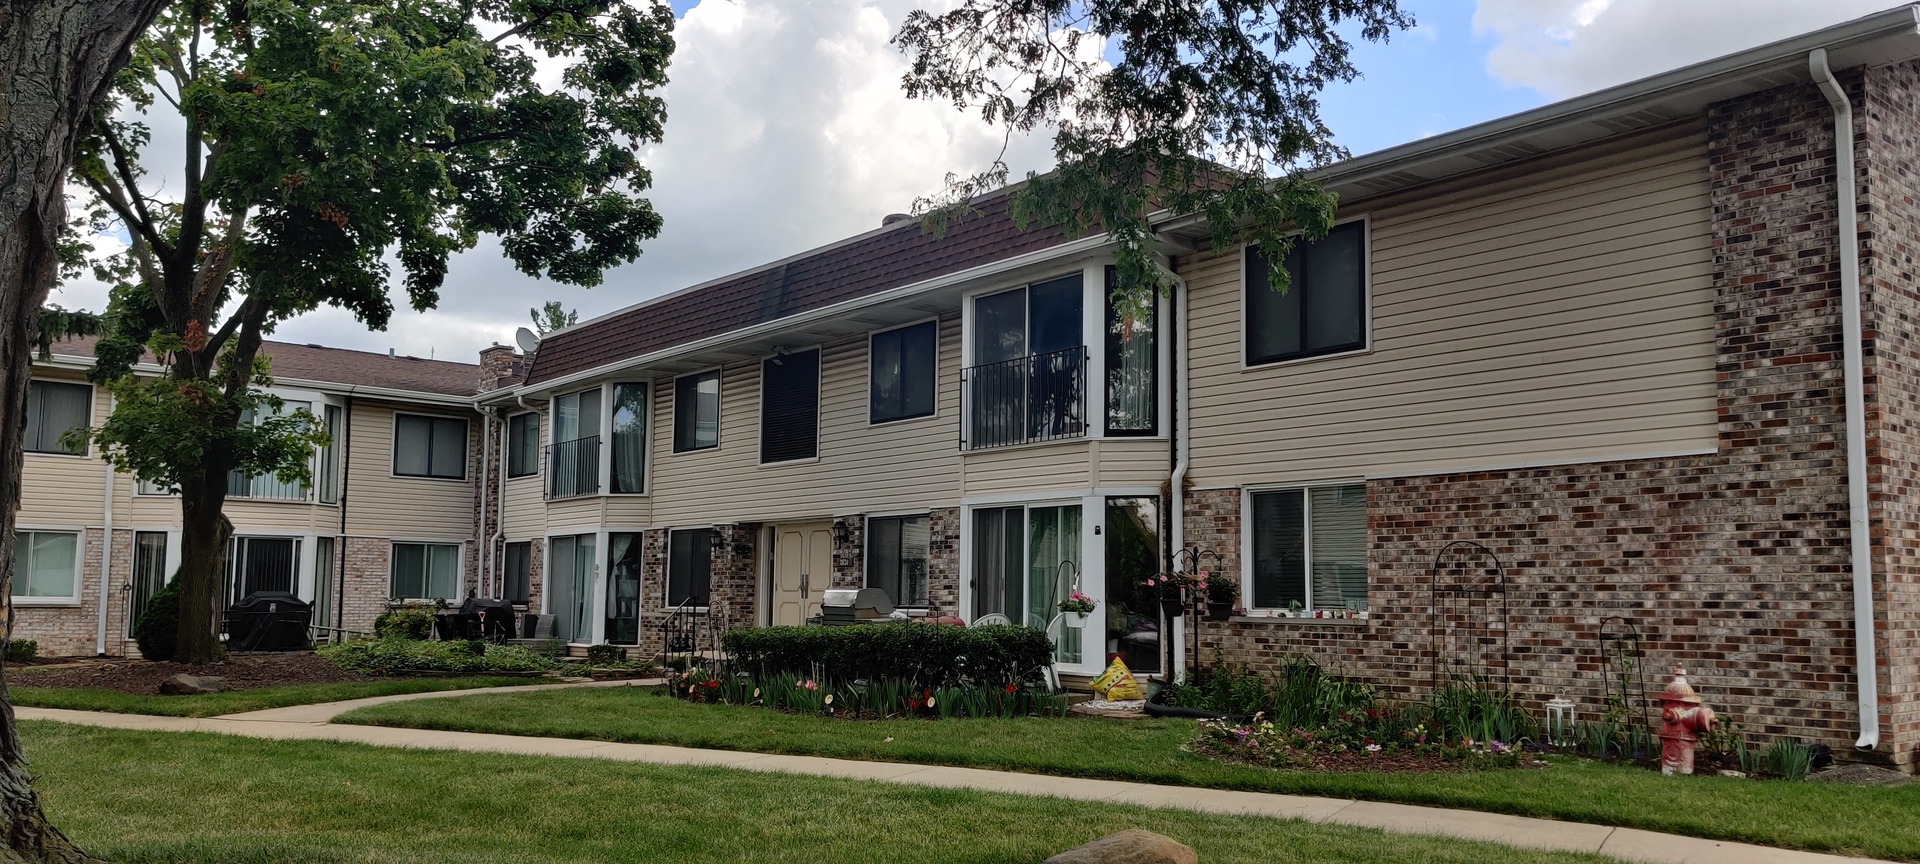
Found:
[819,588,896,625]
[459,598,516,642]
[225,591,313,652]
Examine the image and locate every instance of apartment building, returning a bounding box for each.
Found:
[15,8,1920,768]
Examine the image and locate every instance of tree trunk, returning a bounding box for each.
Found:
[1,0,173,860]
[172,474,230,664]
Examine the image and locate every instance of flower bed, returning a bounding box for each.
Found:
[667,666,1070,719]
[1194,715,1538,773]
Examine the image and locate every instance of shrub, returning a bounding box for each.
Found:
[4,640,37,663]
[134,580,181,661]
[318,637,554,676]
[585,644,626,664]
[1765,738,1813,781]
[374,605,437,640]
[722,623,1054,690]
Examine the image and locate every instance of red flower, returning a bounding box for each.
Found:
[1004,684,1017,694]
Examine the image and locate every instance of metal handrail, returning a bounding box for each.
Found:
[545,435,600,499]
[960,346,1086,450]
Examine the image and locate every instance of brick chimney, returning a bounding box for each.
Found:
[478,344,523,392]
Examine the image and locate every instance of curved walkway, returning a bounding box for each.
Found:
[16,685,1892,864]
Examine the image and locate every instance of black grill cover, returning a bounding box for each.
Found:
[459,598,516,640]
[226,591,312,652]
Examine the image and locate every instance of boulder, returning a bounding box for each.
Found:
[1044,830,1197,864]
[159,674,228,695]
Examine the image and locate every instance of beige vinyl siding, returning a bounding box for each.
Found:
[1184,123,1718,488]
[544,497,607,533]
[1091,439,1170,489]
[341,400,477,538]
[20,373,109,526]
[501,473,547,537]
[647,316,963,525]
[961,442,1092,496]
[223,500,337,533]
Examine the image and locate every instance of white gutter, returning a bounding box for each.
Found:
[1810,48,1879,753]
[94,393,115,656]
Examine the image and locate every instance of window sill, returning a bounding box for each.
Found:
[1229,614,1368,627]
[11,598,82,608]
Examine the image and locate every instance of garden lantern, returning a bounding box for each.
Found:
[1544,693,1576,748]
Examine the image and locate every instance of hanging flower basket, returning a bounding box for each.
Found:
[1206,601,1234,621]
[1063,611,1088,628]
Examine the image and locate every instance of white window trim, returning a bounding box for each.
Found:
[862,512,933,609]
[757,344,823,467]
[542,531,602,645]
[23,378,93,459]
[389,411,471,482]
[387,539,466,604]
[10,526,85,606]
[668,367,723,455]
[1238,479,1369,617]
[1239,214,1375,372]
[866,317,943,427]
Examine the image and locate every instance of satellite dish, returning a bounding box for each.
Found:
[514,327,541,353]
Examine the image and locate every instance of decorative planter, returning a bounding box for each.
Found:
[1062,611,1087,628]
[1205,601,1234,621]
[1159,597,1187,618]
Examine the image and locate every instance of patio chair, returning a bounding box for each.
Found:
[969,613,1011,627]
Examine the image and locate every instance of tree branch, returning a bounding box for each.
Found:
[102,127,165,251]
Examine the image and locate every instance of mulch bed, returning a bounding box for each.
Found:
[6,652,369,694]
[1192,740,1547,774]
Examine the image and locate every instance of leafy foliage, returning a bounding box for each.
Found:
[134,580,181,662]
[530,301,579,334]
[5,640,39,664]
[721,623,1054,691]
[318,637,555,676]
[373,606,439,641]
[894,0,1412,319]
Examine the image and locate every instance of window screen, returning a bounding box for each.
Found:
[674,371,720,452]
[11,531,78,599]
[866,515,930,606]
[870,322,937,424]
[394,414,467,479]
[25,381,90,455]
[760,350,819,464]
[1246,221,1367,365]
[667,528,713,607]
[1250,484,1367,612]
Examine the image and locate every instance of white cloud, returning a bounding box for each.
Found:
[1472,0,1897,99]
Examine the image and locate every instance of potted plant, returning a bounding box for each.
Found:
[1143,572,1188,617]
[1286,599,1303,619]
[1202,573,1238,621]
[1058,591,1096,628]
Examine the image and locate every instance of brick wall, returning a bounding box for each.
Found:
[1186,75,1919,769]
[6,527,139,658]
[339,536,391,632]
[927,507,960,616]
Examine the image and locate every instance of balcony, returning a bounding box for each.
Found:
[546,435,600,499]
[227,470,308,502]
[961,346,1087,450]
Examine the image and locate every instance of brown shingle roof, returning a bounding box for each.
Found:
[524,192,1073,385]
[47,335,480,397]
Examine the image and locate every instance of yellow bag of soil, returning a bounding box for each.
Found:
[1090,657,1143,701]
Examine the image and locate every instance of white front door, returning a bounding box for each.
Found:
[771,522,833,627]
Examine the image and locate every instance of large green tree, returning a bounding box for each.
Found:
[72,0,673,663]
[894,0,1412,312]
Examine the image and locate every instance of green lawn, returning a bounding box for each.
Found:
[339,687,1920,862]
[10,677,547,717]
[21,721,1613,864]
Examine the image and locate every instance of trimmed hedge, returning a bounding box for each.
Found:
[722,623,1053,689]
[374,606,437,640]
[317,638,553,676]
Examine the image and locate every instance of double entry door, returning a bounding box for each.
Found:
[971,503,1098,674]
[769,522,834,627]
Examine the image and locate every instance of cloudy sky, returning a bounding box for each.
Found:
[50,0,1905,362]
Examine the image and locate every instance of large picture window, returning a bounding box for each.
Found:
[667,528,713,608]
[229,401,313,500]
[390,542,460,601]
[673,370,720,452]
[870,321,936,424]
[1249,484,1367,613]
[760,349,820,464]
[1104,267,1158,435]
[611,383,647,493]
[393,414,467,479]
[25,380,90,455]
[11,531,78,602]
[865,515,929,607]
[507,413,539,478]
[1246,220,1367,365]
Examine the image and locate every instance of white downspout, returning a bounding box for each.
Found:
[480,409,492,597]
[1810,48,1879,752]
[94,394,115,656]
[1162,259,1192,683]
[490,407,507,598]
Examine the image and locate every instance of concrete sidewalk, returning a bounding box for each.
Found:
[15,687,1895,864]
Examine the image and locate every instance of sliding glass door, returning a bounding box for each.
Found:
[548,534,596,643]
[970,502,1089,670]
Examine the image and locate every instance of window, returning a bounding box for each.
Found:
[229,401,313,500]
[507,413,539,478]
[673,370,720,452]
[870,321,937,424]
[1246,220,1367,365]
[865,515,929,607]
[129,531,168,634]
[611,383,647,493]
[667,528,713,608]
[760,349,819,464]
[607,533,643,644]
[312,536,335,629]
[226,536,300,604]
[1249,483,1367,613]
[549,390,600,498]
[967,275,1086,448]
[1105,267,1158,436]
[11,531,78,602]
[25,381,90,455]
[317,405,342,503]
[504,541,532,605]
[390,542,460,601]
[548,534,595,642]
[393,414,467,479]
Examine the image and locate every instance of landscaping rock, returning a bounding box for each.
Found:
[1044,830,1197,864]
[1810,763,1911,787]
[159,674,228,695]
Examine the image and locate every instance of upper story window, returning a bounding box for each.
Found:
[231,401,314,500]
[610,383,647,493]
[507,413,538,478]
[965,274,1086,449]
[25,380,90,455]
[1104,267,1158,436]
[760,349,820,464]
[548,389,601,498]
[870,321,937,424]
[673,370,720,452]
[317,404,342,503]
[11,530,79,603]
[1246,220,1368,366]
[393,413,468,480]
[1248,483,1367,614]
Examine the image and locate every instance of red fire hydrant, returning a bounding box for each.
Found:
[1657,665,1717,776]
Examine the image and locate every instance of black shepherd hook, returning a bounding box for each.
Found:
[1169,547,1226,680]
[1598,616,1651,729]
[1428,540,1510,692]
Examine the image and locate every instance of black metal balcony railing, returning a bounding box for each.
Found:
[961,346,1087,450]
[546,435,600,499]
